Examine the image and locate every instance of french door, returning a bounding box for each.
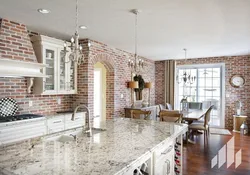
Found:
[175,63,225,128]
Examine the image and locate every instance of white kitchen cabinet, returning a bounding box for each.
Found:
[65,112,85,130]
[31,35,77,95]
[0,119,46,146]
[47,115,65,134]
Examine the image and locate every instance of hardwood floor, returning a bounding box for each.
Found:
[182,131,250,175]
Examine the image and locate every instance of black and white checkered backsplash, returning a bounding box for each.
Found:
[0,98,18,117]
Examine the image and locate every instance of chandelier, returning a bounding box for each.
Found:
[62,0,84,65]
[176,49,196,85]
[128,9,144,74]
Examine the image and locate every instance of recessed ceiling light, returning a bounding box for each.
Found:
[37,8,50,14]
[79,25,87,30]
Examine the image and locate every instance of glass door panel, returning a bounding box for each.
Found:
[59,50,67,91]
[44,48,56,91]
[69,61,76,91]
[176,65,223,127]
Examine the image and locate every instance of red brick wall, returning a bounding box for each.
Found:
[0,19,36,62]
[75,39,156,119]
[155,61,165,105]
[0,18,72,115]
[155,56,250,129]
[0,18,156,118]
[0,77,73,115]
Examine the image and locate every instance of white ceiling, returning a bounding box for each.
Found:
[0,0,250,60]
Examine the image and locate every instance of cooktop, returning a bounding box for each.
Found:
[0,114,44,123]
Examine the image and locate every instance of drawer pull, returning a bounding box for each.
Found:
[165,159,170,174]
[161,145,173,155]
[53,121,62,124]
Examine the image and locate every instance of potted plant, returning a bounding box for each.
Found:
[133,75,145,100]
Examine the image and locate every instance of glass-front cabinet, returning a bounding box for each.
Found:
[44,47,57,92]
[58,48,77,94]
[31,35,77,95]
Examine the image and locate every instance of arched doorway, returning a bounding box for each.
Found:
[90,53,115,120]
[94,62,107,123]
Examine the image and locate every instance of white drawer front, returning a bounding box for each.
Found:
[47,116,65,134]
[0,120,47,145]
[154,140,174,159]
[65,113,85,130]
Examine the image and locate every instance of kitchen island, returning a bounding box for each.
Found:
[0,118,188,175]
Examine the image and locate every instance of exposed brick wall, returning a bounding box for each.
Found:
[0,18,72,115]
[75,39,156,119]
[0,77,73,115]
[0,18,156,119]
[155,61,165,105]
[155,55,250,130]
[0,19,36,62]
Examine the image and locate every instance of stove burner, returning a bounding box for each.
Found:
[0,114,44,123]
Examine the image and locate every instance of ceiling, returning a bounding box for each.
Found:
[0,0,250,60]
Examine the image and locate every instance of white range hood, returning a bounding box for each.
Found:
[0,59,47,93]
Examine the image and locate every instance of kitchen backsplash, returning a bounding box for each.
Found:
[0,77,73,115]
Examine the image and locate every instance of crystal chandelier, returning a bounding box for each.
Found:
[176,49,196,85]
[128,9,144,74]
[62,0,84,65]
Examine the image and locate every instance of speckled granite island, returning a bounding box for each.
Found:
[0,118,188,175]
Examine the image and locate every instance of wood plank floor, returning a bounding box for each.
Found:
[182,131,250,175]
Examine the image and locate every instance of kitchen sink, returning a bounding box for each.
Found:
[44,128,107,143]
[45,134,75,143]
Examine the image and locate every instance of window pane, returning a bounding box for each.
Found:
[204,89,213,97]
[213,68,220,77]
[204,68,213,77]
[205,78,213,87]
[198,78,205,87]
[213,78,220,87]
[198,69,205,78]
[212,88,220,96]
[198,88,205,96]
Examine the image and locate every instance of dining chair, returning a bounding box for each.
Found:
[130,109,151,120]
[166,103,173,110]
[159,104,166,111]
[159,110,183,123]
[188,102,202,110]
[188,105,214,140]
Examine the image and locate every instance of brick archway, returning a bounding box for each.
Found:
[90,53,115,119]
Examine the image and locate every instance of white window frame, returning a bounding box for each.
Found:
[175,63,225,128]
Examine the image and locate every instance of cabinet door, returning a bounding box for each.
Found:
[43,45,58,94]
[58,47,68,93]
[67,60,77,94]
[58,47,77,94]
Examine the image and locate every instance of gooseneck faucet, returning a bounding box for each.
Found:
[72,104,92,137]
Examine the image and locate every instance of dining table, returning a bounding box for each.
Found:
[182,109,207,124]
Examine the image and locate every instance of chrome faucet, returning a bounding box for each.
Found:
[72,104,92,137]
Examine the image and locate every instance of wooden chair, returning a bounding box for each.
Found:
[130,110,151,120]
[188,105,214,140]
[159,110,183,123]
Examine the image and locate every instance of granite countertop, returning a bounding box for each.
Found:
[0,118,188,175]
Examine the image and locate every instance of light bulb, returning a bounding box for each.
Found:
[63,42,67,48]
[79,45,82,50]
[71,37,74,43]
